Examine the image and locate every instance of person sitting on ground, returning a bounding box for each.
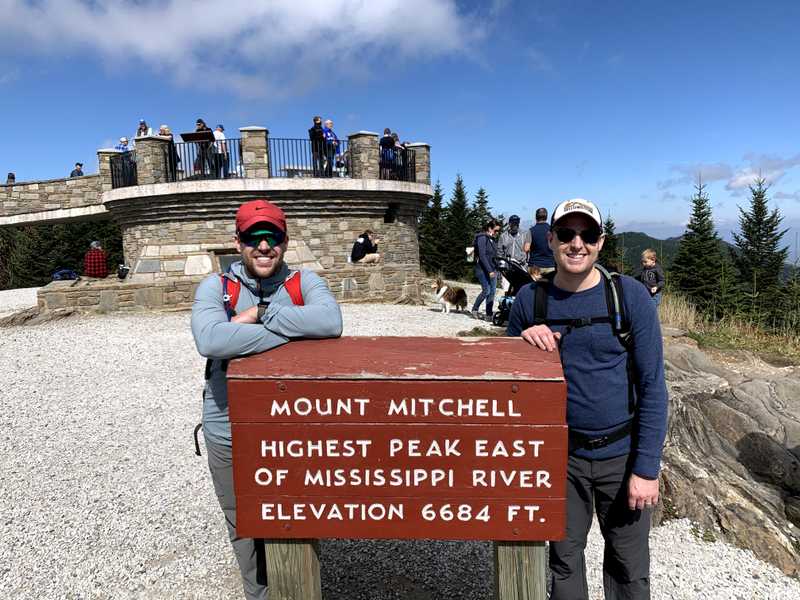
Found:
[191,198,342,600]
[70,162,84,177]
[635,248,665,306]
[471,219,500,320]
[83,241,109,278]
[351,230,380,264]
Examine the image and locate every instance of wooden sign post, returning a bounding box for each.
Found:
[228,336,567,600]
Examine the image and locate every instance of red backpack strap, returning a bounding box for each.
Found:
[220,273,242,320]
[284,271,304,306]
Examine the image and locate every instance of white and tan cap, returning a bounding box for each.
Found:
[551,198,603,229]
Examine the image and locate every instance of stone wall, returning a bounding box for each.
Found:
[119,210,422,302]
[0,175,101,217]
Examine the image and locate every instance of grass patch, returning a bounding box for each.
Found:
[660,293,800,366]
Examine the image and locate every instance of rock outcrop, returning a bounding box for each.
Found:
[658,339,800,576]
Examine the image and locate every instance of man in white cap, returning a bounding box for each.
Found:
[115,137,131,152]
[507,198,667,600]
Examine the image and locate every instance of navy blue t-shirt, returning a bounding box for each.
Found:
[506,274,668,479]
[528,222,554,268]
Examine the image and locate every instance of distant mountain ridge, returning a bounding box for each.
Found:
[617,231,796,280]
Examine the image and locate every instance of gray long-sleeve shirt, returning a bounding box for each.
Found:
[191,260,343,445]
[496,229,529,263]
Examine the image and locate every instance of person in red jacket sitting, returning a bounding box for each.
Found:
[83,241,109,278]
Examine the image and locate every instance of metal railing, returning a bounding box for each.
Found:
[110,151,137,188]
[168,138,243,182]
[379,147,416,182]
[268,137,350,178]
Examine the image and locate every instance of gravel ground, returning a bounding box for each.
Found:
[1,288,799,599]
[0,287,39,318]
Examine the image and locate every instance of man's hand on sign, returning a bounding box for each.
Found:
[520,325,562,352]
[628,474,659,511]
[231,305,260,324]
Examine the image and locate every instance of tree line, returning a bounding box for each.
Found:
[0,221,124,290]
[665,177,799,333]
[418,174,503,280]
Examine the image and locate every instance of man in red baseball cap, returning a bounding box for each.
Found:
[191,197,342,599]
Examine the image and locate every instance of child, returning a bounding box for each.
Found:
[637,248,665,306]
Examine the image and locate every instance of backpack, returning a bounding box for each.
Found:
[52,268,79,281]
[532,264,637,414]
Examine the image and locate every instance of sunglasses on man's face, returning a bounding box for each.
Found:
[239,229,285,249]
[553,226,602,245]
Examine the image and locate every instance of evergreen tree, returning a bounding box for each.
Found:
[731,178,789,316]
[469,187,493,235]
[670,179,727,311]
[442,174,473,279]
[0,220,124,290]
[598,215,625,273]
[417,180,448,275]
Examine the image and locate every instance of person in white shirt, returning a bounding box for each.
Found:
[214,124,229,178]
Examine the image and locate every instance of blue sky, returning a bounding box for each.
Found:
[1,0,799,257]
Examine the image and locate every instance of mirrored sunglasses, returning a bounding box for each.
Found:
[239,228,285,248]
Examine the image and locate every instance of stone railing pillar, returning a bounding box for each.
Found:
[240,126,269,178]
[133,136,171,185]
[406,143,430,185]
[347,131,379,180]
[96,149,122,192]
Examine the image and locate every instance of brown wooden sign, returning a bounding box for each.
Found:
[228,337,567,542]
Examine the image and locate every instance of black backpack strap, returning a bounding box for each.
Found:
[531,271,556,325]
[595,264,637,413]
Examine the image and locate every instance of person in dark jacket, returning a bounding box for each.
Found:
[379,128,395,179]
[524,207,555,279]
[635,248,666,306]
[70,162,84,177]
[308,116,326,176]
[351,230,380,263]
[471,219,500,320]
[508,198,667,600]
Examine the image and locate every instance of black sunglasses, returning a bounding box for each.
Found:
[239,228,285,248]
[553,226,602,245]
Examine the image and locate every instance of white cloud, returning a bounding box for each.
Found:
[0,0,477,97]
[725,152,800,192]
[775,190,800,201]
[657,162,733,190]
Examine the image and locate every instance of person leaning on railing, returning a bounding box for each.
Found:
[159,125,180,182]
[322,119,339,177]
[308,116,326,177]
[214,124,229,179]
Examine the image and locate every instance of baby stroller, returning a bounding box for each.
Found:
[492,257,534,326]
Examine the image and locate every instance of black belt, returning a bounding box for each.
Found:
[569,420,632,451]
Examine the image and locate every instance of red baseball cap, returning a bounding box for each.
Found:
[236,198,287,234]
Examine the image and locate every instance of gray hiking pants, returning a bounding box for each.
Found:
[205,435,268,600]
[549,453,651,600]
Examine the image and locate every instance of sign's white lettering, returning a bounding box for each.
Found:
[260,439,372,458]
[387,397,521,417]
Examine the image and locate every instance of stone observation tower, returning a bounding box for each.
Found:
[0,127,432,313]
